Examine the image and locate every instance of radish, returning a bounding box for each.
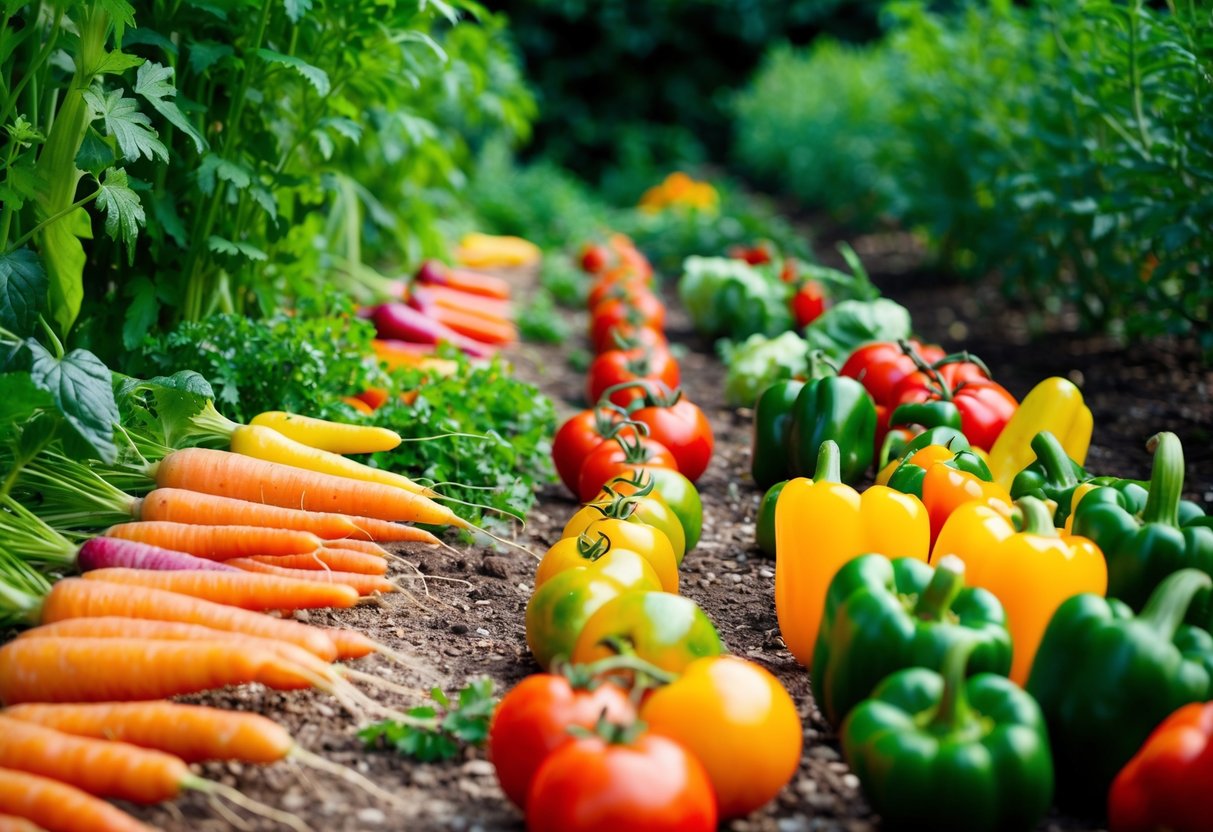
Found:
[370,302,495,358]
[77,538,241,573]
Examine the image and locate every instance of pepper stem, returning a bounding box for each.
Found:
[1137,569,1211,638]
[1142,432,1184,527]
[1030,431,1079,489]
[928,638,976,732]
[1015,496,1058,537]
[914,556,966,622]
[806,350,838,379]
[813,440,842,483]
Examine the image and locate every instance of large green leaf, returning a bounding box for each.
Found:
[0,372,54,428]
[0,248,48,336]
[16,340,120,462]
[134,62,208,153]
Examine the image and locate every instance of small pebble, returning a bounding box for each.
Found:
[356,808,385,824]
[462,759,495,777]
[476,627,490,636]
[759,568,774,578]
[842,773,860,790]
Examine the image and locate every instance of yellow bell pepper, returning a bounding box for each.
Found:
[454,232,541,268]
[775,441,930,667]
[931,496,1107,684]
[988,377,1092,489]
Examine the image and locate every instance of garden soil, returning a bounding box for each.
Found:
[127,229,1210,832]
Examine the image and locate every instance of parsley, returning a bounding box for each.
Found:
[360,678,496,763]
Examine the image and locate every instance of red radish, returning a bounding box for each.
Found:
[76,538,240,573]
[370,302,495,358]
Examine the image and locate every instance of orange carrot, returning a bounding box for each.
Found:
[0,638,330,704]
[356,387,390,410]
[226,560,395,596]
[325,538,389,558]
[39,578,338,661]
[326,628,378,661]
[341,396,375,415]
[105,521,323,560]
[418,284,513,318]
[153,448,465,527]
[431,305,517,345]
[3,702,293,764]
[0,814,44,832]
[81,568,360,611]
[0,768,153,832]
[342,518,443,545]
[136,489,362,539]
[247,550,389,575]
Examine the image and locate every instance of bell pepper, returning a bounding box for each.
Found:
[755,479,786,558]
[1067,477,1206,534]
[750,380,804,490]
[920,462,1015,547]
[1026,569,1213,814]
[877,400,964,469]
[812,554,1011,727]
[1010,430,1117,526]
[886,439,992,499]
[842,640,1054,832]
[879,425,970,478]
[787,356,877,485]
[775,441,929,667]
[988,376,1093,489]
[1072,432,1213,610]
[891,345,1017,451]
[932,496,1106,684]
[1108,701,1213,832]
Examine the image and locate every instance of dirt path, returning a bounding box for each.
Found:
[127,237,1209,832]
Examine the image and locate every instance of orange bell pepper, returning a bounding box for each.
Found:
[775,440,930,667]
[931,496,1107,684]
[920,462,1014,547]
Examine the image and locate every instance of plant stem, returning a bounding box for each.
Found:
[5,189,100,254]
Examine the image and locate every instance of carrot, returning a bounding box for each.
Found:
[0,814,44,832]
[431,305,518,345]
[324,538,389,558]
[341,396,375,415]
[226,559,395,596]
[137,489,364,539]
[249,411,401,454]
[104,522,323,560]
[81,568,361,611]
[39,578,339,661]
[415,284,513,319]
[342,517,443,545]
[0,767,153,832]
[0,638,335,704]
[326,628,378,661]
[371,340,461,377]
[355,387,390,410]
[75,537,239,572]
[3,702,293,764]
[247,549,389,575]
[152,448,465,527]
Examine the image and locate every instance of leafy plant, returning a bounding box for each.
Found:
[517,288,570,344]
[360,678,496,762]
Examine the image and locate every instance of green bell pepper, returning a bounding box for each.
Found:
[887,443,992,499]
[1026,568,1213,813]
[1071,432,1213,609]
[751,380,805,490]
[787,357,876,485]
[812,554,1011,727]
[755,479,786,558]
[1010,431,1112,526]
[842,640,1054,832]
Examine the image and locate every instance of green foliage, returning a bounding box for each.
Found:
[131,301,385,423]
[495,0,884,196]
[518,288,571,344]
[360,678,496,763]
[364,357,556,528]
[733,0,1213,350]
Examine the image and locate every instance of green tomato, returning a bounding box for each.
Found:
[525,570,627,671]
[570,592,724,674]
[645,468,703,552]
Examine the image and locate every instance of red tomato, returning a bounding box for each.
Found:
[840,340,947,406]
[728,243,773,265]
[589,292,666,348]
[580,243,612,274]
[779,257,799,283]
[551,406,631,495]
[591,321,668,355]
[895,376,1018,450]
[587,276,652,312]
[586,347,681,408]
[488,674,636,810]
[791,280,826,327]
[631,394,714,482]
[526,732,717,832]
[578,436,679,503]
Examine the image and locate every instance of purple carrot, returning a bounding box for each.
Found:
[77,537,240,572]
[370,301,495,358]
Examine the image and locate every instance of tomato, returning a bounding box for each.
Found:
[562,495,686,565]
[577,436,679,503]
[779,257,799,283]
[586,346,680,408]
[590,321,668,355]
[840,340,947,407]
[589,292,666,349]
[728,243,773,265]
[526,731,717,832]
[489,674,635,809]
[569,516,678,593]
[551,406,630,495]
[587,276,651,312]
[791,280,826,327]
[525,570,627,670]
[571,592,723,673]
[580,243,612,275]
[890,356,992,405]
[895,376,1018,450]
[533,536,662,592]
[631,393,713,483]
[641,656,803,819]
[602,469,703,551]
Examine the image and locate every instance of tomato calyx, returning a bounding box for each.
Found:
[897,339,992,402]
[600,419,665,465]
[574,531,614,562]
[589,478,657,521]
